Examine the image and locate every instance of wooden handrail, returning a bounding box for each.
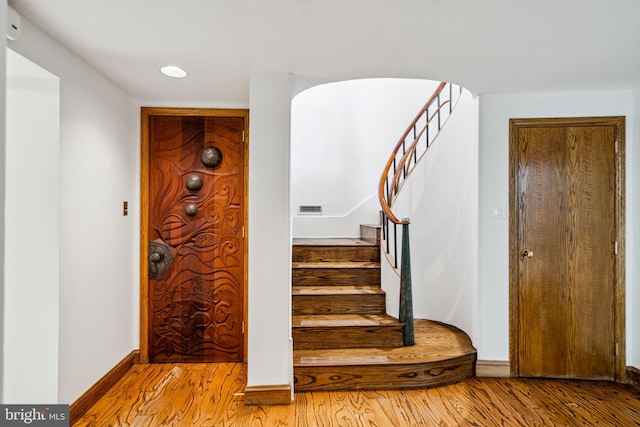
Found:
[388,100,450,205]
[378,82,446,225]
[377,81,463,347]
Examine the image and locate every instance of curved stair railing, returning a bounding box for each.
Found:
[378,81,463,345]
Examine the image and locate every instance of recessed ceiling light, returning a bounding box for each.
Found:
[160,65,188,78]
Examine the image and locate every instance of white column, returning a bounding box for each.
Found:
[247,72,293,391]
[4,49,60,403]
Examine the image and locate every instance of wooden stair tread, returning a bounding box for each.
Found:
[293,238,377,247]
[292,285,384,296]
[292,314,400,328]
[294,319,475,366]
[292,314,404,350]
[292,261,380,269]
[291,230,476,391]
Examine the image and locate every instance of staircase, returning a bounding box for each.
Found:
[292,225,476,391]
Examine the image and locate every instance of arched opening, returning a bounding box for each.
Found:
[290,78,441,238]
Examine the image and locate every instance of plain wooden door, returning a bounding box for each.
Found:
[510,117,624,380]
[145,112,246,363]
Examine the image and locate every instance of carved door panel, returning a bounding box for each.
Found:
[148,114,245,363]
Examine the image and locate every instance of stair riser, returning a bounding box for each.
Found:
[294,353,477,391]
[293,246,380,263]
[293,326,404,350]
[293,268,380,287]
[292,294,386,315]
[359,225,381,245]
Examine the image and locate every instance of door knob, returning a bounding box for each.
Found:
[521,249,534,258]
[149,241,175,279]
[149,252,164,263]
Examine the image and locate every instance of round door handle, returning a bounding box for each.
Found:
[521,249,534,258]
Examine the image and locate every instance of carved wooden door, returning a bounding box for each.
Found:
[510,117,624,380]
[147,113,245,363]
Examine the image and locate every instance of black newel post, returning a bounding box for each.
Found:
[399,219,414,346]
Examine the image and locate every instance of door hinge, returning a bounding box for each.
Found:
[615,342,619,356]
[242,321,245,334]
[614,140,619,154]
[242,130,246,143]
[614,241,618,255]
[242,226,245,238]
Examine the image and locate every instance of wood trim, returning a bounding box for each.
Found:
[139,107,249,118]
[70,350,140,425]
[475,360,510,378]
[140,109,150,364]
[626,366,640,387]
[614,118,626,383]
[508,119,519,377]
[139,107,249,363]
[243,384,292,405]
[243,112,250,363]
[509,116,626,380]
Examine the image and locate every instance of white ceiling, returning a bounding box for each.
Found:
[9,0,640,105]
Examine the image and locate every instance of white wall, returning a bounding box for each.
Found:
[247,73,293,391]
[632,88,640,369]
[0,1,7,404]
[478,90,636,367]
[4,49,60,403]
[291,79,441,238]
[386,90,478,342]
[8,18,138,403]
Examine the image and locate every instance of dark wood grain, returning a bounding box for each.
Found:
[509,117,625,380]
[292,263,381,287]
[73,362,640,426]
[292,286,386,315]
[292,314,404,350]
[291,238,398,351]
[146,112,246,363]
[291,237,475,390]
[294,319,476,391]
[292,240,380,262]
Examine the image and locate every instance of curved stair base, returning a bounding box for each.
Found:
[294,319,476,391]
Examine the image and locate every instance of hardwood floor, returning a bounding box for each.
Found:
[74,363,640,426]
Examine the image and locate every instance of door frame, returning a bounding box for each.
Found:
[139,107,249,364]
[508,116,626,381]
